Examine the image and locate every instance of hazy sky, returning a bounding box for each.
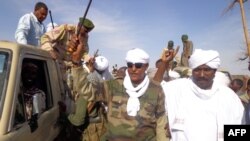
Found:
[0,0,250,75]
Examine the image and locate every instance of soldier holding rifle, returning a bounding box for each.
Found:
[40,17,95,80]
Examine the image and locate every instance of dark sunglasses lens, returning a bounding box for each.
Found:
[127,62,143,68]
[135,63,143,68]
[127,62,133,68]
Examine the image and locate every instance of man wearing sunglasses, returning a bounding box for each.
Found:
[70,46,168,140]
[101,48,168,141]
[154,48,244,141]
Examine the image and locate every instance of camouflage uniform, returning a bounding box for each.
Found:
[40,24,89,80]
[180,35,193,67]
[40,24,90,100]
[101,79,168,141]
[68,67,106,141]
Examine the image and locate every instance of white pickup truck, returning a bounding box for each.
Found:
[0,41,69,141]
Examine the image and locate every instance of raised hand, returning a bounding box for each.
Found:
[71,33,87,66]
[161,45,179,64]
[67,34,79,53]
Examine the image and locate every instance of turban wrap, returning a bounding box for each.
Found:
[189,49,220,69]
[94,56,109,71]
[125,48,149,64]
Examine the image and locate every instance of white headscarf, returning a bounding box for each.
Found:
[125,48,149,63]
[94,56,113,80]
[123,70,149,116]
[123,48,150,116]
[189,49,220,69]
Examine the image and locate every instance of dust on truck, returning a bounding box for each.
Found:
[0,41,69,141]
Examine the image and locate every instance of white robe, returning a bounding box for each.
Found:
[161,78,244,141]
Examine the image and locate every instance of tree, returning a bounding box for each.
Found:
[223,0,250,59]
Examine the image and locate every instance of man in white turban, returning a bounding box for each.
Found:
[69,47,169,140]
[154,48,244,141]
[94,55,113,80]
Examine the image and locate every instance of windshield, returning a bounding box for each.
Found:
[0,51,10,113]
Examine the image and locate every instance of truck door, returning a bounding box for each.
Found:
[6,58,60,141]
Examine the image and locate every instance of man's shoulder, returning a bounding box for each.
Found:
[50,24,76,33]
[19,13,33,21]
[161,78,189,86]
[65,24,76,31]
[147,81,162,95]
[105,79,123,87]
[218,85,236,94]
[218,85,243,102]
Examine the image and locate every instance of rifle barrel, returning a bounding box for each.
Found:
[77,0,93,36]
[49,10,54,29]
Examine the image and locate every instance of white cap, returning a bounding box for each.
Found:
[94,56,109,71]
[125,48,149,63]
[46,22,58,32]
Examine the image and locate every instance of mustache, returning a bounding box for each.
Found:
[196,77,208,81]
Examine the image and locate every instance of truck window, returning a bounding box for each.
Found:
[0,52,10,118]
[14,59,53,125]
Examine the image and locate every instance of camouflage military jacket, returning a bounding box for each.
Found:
[40,24,89,61]
[182,41,193,57]
[68,67,103,126]
[102,79,167,141]
[41,24,89,80]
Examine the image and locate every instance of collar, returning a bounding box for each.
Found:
[31,12,39,23]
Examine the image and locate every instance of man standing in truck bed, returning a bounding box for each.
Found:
[15,2,48,46]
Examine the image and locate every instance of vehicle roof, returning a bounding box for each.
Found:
[0,40,51,58]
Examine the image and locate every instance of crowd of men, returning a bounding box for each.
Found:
[14,2,250,141]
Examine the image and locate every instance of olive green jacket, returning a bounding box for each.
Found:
[68,67,103,126]
[102,79,168,141]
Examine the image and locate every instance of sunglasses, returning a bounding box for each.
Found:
[127,62,144,69]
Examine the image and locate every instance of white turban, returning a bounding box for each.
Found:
[125,48,149,63]
[46,22,58,32]
[189,49,220,69]
[169,70,180,79]
[94,56,109,71]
